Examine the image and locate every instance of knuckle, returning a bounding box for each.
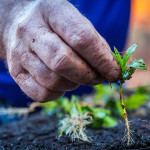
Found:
[40,35,60,53]
[40,0,64,11]
[17,22,28,38]
[21,51,30,63]
[8,56,23,80]
[71,25,94,48]
[15,72,29,85]
[52,54,69,72]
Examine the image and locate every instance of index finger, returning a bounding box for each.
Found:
[42,0,121,82]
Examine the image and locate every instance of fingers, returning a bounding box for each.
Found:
[7,44,65,102]
[8,52,64,102]
[29,28,104,85]
[14,71,65,102]
[21,51,79,91]
[43,0,121,82]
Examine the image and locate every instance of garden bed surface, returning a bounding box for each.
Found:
[0,113,150,150]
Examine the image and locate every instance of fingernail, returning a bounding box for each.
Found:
[106,69,121,83]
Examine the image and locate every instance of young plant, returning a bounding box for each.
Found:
[112,43,147,145]
[58,96,92,142]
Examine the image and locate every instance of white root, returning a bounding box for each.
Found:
[58,111,92,142]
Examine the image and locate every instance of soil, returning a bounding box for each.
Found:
[0,112,150,150]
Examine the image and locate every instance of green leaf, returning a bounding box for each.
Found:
[121,66,128,76]
[113,47,123,68]
[61,97,71,113]
[126,43,138,56]
[92,108,110,119]
[115,101,123,117]
[124,94,148,110]
[106,100,123,116]
[94,84,104,100]
[89,107,116,129]
[70,96,78,117]
[94,84,117,101]
[123,68,135,80]
[127,59,147,70]
[123,43,138,67]
[82,106,93,113]
[75,100,83,113]
[135,86,149,95]
[41,101,57,114]
[102,116,118,128]
[90,118,103,129]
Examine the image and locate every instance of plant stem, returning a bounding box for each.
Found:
[120,82,130,145]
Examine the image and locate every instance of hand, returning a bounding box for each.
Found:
[5,0,121,102]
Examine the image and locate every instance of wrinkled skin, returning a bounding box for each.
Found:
[4,0,121,102]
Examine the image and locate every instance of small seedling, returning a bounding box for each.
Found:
[58,96,92,142]
[57,96,117,142]
[112,43,147,145]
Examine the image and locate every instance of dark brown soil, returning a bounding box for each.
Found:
[0,113,150,150]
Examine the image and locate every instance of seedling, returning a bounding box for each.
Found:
[58,96,92,142]
[112,43,147,145]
